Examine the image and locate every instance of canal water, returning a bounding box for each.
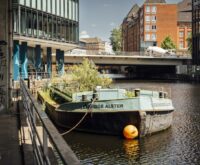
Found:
[63,81,200,165]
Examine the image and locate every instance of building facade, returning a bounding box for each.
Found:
[12,0,79,80]
[80,37,105,54]
[122,4,140,52]
[122,0,192,52]
[192,0,200,65]
[177,0,192,50]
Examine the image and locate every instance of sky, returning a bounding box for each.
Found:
[80,0,182,41]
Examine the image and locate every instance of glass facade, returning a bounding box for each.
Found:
[13,0,79,43]
[192,0,200,65]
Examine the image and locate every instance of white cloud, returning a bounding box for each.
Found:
[80,31,90,38]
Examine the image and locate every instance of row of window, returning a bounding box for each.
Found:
[145,16,157,22]
[145,6,157,13]
[179,41,190,49]
[145,33,156,41]
[179,31,192,38]
[145,25,157,32]
[18,0,79,21]
[13,7,79,43]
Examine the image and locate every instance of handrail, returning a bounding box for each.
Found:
[20,79,80,165]
[64,50,192,58]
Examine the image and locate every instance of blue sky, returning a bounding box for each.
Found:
[80,0,182,41]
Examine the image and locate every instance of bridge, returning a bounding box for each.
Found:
[51,54,192,66]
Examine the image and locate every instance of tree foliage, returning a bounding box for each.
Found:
[70,58,112,92]
[187,33,192,54]
[110,27,122,52]
[161,36,176,50]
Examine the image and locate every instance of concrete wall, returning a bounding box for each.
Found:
[0,0,12,112]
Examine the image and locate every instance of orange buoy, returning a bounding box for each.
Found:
[123,125,138,140]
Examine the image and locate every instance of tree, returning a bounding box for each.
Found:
[110,27,122,52]
[70,58,112,92]
[161,36,176,50]
[187,33,192,54]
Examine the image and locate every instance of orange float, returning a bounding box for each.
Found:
[123,125,138,140]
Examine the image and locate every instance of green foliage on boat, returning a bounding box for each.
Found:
[38,90,57,106]
[49,58,112,93]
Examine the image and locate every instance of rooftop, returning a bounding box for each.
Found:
[177,0,192,22]
[80,37,103,44]
[123,4,140,23]
[144,0,166,3]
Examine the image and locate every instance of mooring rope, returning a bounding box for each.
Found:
[61,98,97,136]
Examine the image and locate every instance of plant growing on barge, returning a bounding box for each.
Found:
[70,58,112,92]
[48,58,112,93]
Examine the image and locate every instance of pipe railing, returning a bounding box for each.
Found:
[64,50,192,58]
[20,79,80,165]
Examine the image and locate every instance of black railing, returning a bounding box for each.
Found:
[20,79,80,165]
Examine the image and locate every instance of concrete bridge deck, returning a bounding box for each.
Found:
[51,54,192,66]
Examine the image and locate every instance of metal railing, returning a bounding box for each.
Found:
[65,50,192,58]
[28,72,51,80]
[20,79,80,165]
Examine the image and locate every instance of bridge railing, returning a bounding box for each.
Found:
[65,50,191,58]
[20,79,80,165]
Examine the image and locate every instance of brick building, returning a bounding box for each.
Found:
[122,4,140,51]
[80,37,105,54]
[122,0,191,52]
[177,0,192,50]
[192,0,200,65]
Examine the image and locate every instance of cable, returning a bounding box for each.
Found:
[61,97,97,136]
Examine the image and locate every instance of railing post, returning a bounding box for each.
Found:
[43,128,48,164]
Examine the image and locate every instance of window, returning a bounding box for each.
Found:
[188,31,192,37]
[19,0,24,5]
[61,0,64,17]
[43,15,48,37]
[145,34,150,41]
[38,14,43,37]
[57,0,60,16]
[20,10,26,34]
[145,16,150,22]
[72,0,76,20]
[179,31,184,37]
[37,0,42,10]
[27,12,32,35]
[48,16,52,38]
[152,6,157,13]
[32,0,36,8]
[152,25,157,31]
[152,34,156,41]
[52,0,56,14]
[145,25,150,31]
[75,0,78,21]
[179,41,184,48]
[42,0,47,11]
[69,0,72,19]
[26,0,31,7]
[47,0,52,13]
[146,6,150,13]
[152,16,156,22]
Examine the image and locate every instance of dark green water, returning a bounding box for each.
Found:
[63,81,200,165]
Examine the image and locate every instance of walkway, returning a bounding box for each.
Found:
[0,113,22,165]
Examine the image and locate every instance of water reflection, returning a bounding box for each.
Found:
[123,140,139,160]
